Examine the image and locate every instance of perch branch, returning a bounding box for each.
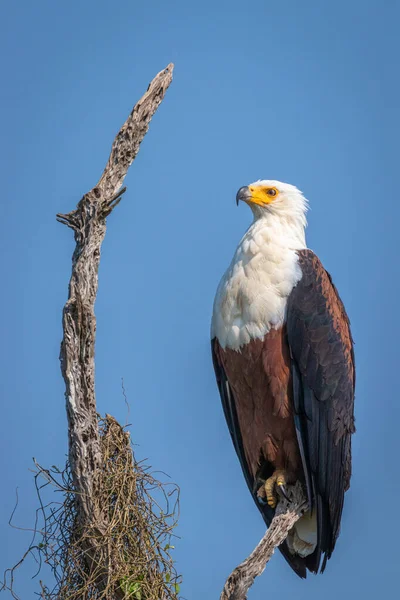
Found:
[57,63,173,593]
[220,482,307,600]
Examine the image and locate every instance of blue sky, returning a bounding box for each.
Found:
[1,1,399,598]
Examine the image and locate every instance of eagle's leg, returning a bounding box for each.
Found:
[264,470,289,508]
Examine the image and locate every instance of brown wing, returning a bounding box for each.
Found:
[286,249,355,572]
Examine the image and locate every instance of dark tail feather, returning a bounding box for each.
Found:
[279,542,307,579]
[317,492,332,573]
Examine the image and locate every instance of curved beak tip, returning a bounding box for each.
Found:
[236,186,250,206]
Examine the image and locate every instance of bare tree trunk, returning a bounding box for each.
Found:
[56,64,174,595]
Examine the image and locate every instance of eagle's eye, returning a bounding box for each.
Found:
[266,188,277,197]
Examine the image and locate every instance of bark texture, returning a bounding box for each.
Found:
[220,483,307,600]
[56,63,173,592]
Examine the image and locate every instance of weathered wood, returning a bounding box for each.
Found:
[220,483,307,600]
[56,63,173,592]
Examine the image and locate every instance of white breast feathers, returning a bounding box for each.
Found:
[211,216,306,351]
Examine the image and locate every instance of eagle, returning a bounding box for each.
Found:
[211,180,355,578]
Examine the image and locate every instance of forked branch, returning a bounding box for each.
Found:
[58,62,173,513]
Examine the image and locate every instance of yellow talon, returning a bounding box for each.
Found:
[264,470,287,508]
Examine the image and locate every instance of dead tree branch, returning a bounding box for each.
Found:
[56,63,174,595]
[220,483,307,600]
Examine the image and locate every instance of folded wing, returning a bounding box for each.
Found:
[286,249,355,572]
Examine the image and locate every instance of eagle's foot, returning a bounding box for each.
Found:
[264,470,289,508]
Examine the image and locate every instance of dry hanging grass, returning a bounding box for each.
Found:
[3,416,181,600]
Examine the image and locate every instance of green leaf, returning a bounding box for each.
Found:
[174,583,180,594]
[124,582,142,598]
[164,544,175,551]
[165,573,171,583]
[120,579,142,597]
[38,543,44,548]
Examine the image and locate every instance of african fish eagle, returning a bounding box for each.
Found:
[211,181,355,577]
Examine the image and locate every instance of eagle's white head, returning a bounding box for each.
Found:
[236,180,308,230]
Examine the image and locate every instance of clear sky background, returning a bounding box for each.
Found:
[1,1,399,598]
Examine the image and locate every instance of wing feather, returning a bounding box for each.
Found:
[287,249,355,570]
